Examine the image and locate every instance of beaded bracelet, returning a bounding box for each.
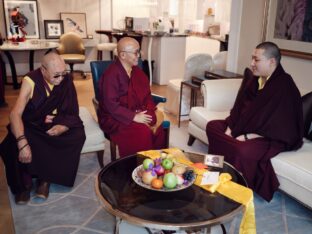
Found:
[19,143,29,152]
[16,135,26,142]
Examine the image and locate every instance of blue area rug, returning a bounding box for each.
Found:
[9,126,312,234]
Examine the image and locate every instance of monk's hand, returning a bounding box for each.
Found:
[46,125,69,136]
[133,110,152,124]
[45,114,55,123]
[18,140,32,163]
[236,135,246,141]
[225,127,232,136]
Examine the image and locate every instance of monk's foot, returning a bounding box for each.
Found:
[35,180,50,199]
[15,190,30,205]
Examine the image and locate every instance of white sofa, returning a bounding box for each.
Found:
[188,79,312,208]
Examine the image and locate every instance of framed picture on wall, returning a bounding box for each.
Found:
[44,20,64,39]
[264,0,312,60]
[3,0,40,39]
[60,12,87,38]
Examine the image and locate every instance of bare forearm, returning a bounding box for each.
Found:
[9,113,26,139]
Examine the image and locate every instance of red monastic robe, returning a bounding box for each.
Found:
[98,59,165,157]
[206,65,303,201]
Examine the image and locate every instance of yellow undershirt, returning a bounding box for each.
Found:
[23,76,57,114]
[258,75,270,90]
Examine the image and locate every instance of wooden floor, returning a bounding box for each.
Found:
[0,73,178,233]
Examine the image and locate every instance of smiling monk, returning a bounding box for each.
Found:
[98,37,166,157]
[0,52,86,204]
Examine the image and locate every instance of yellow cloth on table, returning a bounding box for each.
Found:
[138,148,256,234]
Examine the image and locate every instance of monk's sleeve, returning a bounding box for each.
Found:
[53,78,82,128]
[103,73,135,125]
[138,72,157,126]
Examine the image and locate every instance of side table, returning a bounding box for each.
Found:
[178,80,201,127]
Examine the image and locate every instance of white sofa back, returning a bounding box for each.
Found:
[201,79,241,111]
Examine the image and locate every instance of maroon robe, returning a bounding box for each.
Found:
[206,65,303,201]
[0,69,86,195]
[98,59,165,157]
[0,55,5,106]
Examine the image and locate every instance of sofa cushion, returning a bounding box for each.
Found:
[79,107,105,153]
[271,139,312,206]
[189,106,229,130]
[302,91,312,140]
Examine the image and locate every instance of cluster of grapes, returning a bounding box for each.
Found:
[183,170,195,182]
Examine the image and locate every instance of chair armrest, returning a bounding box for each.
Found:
[152,94,167,105]
[201,78,242,111]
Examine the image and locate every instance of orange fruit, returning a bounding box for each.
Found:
[151,178,163,189]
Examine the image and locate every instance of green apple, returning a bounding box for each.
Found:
[143,158,154,170]
[163,172,177,189]
[162,158,173,170]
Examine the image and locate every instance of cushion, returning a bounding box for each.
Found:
[302,91,312,140]
[79,107,105,154]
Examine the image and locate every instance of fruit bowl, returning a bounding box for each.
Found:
[132,164,196,192]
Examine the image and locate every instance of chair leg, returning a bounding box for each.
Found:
[69,63,74,73]
[96,150,105,168]
[110,141,117,162]
[97,50,103,60]
[187,135,196,146]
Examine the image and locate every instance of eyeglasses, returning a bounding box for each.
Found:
[52,71,68,79]
[121,49,141,57]
[42,65,67,79]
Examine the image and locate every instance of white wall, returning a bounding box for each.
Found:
[228,0,312,95]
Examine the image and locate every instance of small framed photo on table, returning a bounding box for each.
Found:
[44,20,64,39]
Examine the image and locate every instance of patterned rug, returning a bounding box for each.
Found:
[9,125,312,234]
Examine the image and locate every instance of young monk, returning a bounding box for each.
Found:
[206,42,303,201]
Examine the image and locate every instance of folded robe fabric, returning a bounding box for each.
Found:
[138,148,256,234]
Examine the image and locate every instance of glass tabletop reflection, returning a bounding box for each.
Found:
[96,152,247,230]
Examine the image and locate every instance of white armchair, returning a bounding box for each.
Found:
[164,54,213,117]
[187,78,242,145]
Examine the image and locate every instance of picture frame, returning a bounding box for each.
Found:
[3,0,40,39]
[44,20,64,39]
[60,12,87,38]
[264,0,312,60]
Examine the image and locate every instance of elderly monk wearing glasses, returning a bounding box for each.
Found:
[0,52,86,204]
[98,37,166,157]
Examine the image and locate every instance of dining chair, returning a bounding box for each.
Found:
[57,32,86,78]
[90,60,170,161]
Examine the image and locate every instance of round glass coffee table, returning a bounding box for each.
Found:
[95,152,247,233]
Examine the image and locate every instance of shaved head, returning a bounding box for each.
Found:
[41,52,65,70]
[117,37,139,54]
[117,37,140,71]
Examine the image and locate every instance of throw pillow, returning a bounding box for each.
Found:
[302,91,312,140]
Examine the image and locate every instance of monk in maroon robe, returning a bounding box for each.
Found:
[0,53,86,204]
[98,37,166,157]
[206,42,303,201]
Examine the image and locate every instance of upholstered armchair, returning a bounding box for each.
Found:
[90,60,170,161]
[57,32,86,78]
[188,78,242,145]
[164,54,213,117]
